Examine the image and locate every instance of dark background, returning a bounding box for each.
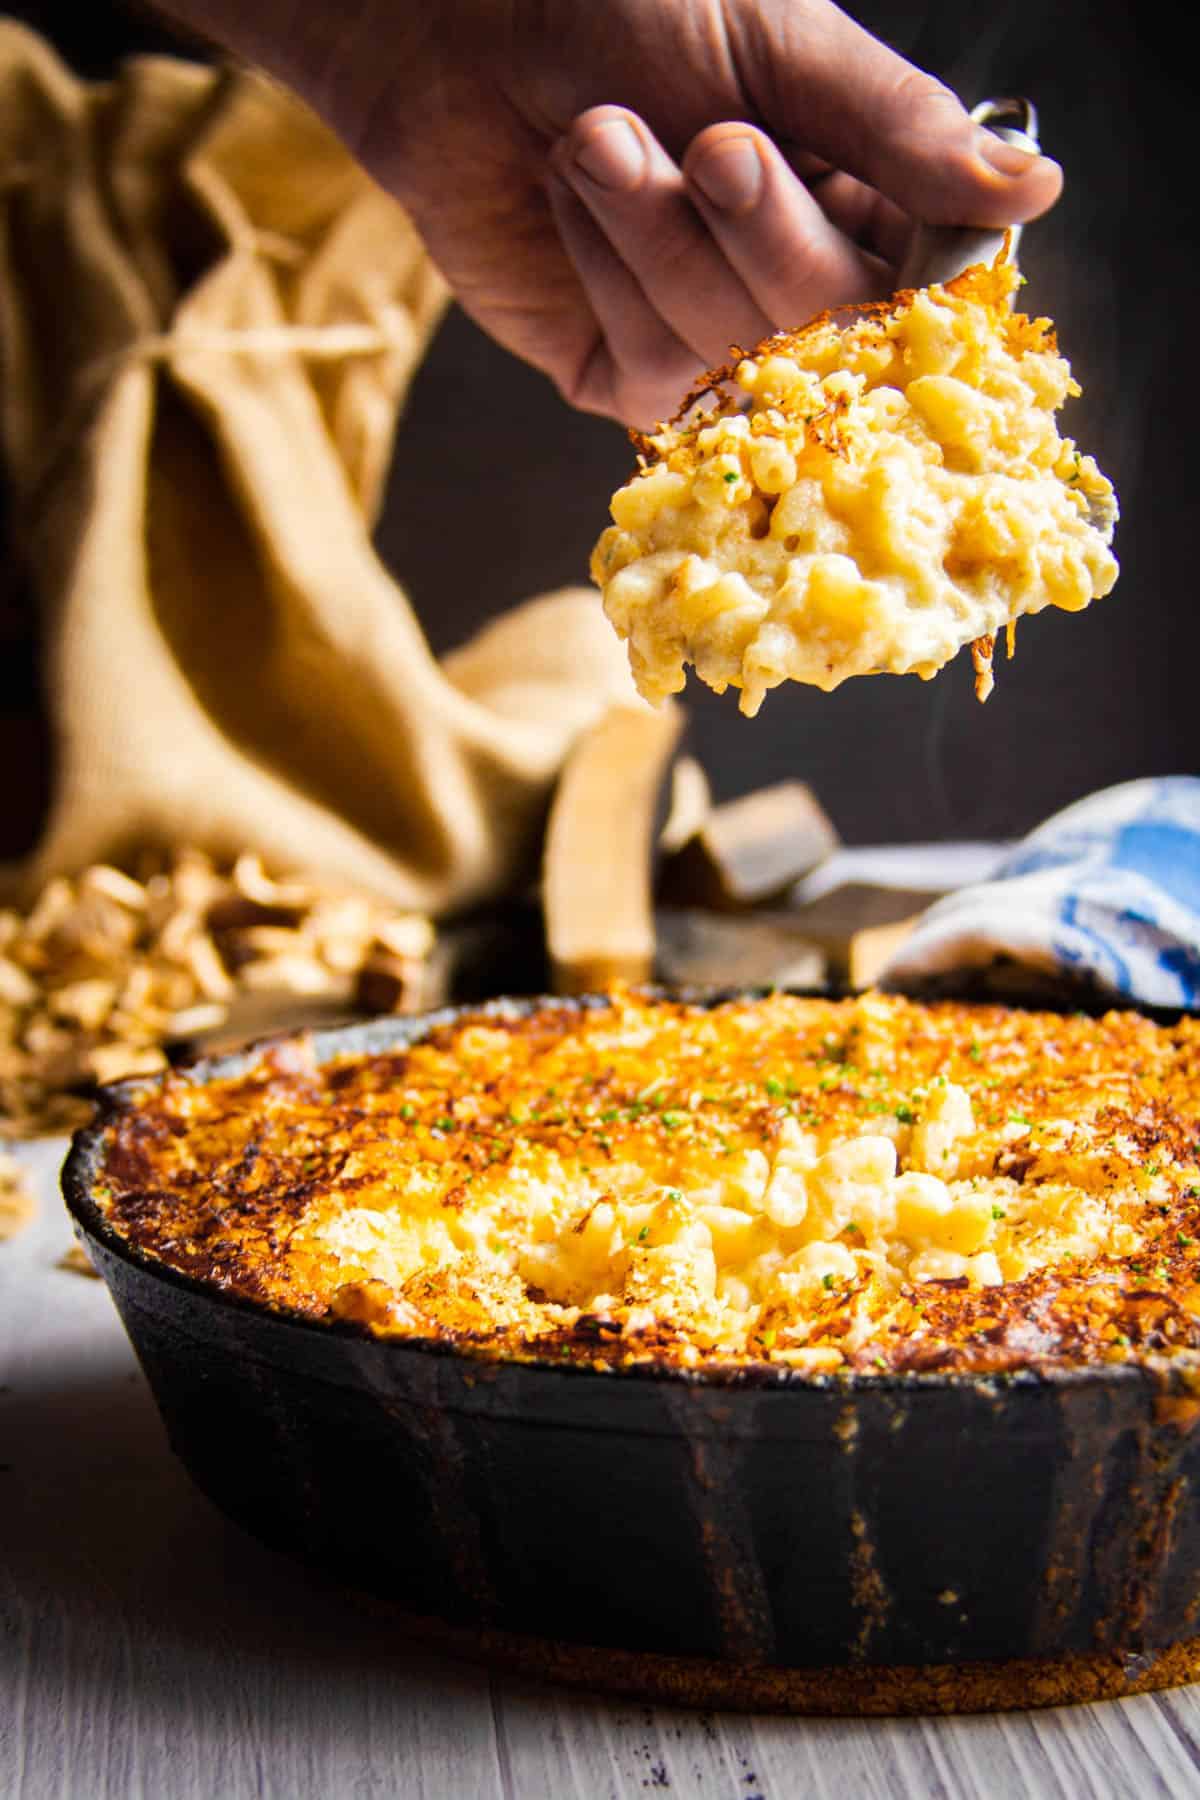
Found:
[2,0,1195,854]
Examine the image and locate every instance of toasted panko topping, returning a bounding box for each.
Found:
[91,991,1200,1376]
[591,254,1118,715]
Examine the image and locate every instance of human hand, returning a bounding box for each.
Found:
[165,0,1063,428]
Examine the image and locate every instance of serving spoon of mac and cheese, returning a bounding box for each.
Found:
[591,97,1118,712]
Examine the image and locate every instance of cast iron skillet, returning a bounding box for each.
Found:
[62,991,1200,1708]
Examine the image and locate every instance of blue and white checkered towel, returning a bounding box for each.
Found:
[881,778,1200,1010]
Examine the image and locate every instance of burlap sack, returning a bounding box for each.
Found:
[0,20,639,913]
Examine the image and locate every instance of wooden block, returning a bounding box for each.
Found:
[654,908,826,992]
[848,915,923,990]
[781,883,939,983]
[793,881,938,940]
[657,781,838,911]
[543,705,684,994]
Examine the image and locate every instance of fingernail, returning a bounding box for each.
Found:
[572,119,646,192]
[978,132,1042,176]
[688,136,764,214]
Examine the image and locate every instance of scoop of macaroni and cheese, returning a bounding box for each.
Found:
[591,255,1118,714]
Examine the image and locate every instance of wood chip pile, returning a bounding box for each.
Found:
[1,851,433,1141]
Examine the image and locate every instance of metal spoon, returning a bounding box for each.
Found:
[897,97,1111,537]
[897,96,1042,290]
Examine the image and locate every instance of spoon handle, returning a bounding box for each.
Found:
[896,96,1042,290]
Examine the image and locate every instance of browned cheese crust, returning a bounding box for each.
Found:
[91,992,1200,1377]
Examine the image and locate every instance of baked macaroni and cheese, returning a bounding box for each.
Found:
[90,991,1200,1376]
[591,255,1118,712]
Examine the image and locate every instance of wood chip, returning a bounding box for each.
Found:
[355,952,428,1016]
[165,1003,231,1038]
[79,865,148,910]
[86,1044,169,1085]
[657,781,838,912]
[374,915,436,960]
[787,883,942,975]
[0,1149,35,1240]
[849,915,924,990]
[48,978,119,1030]
[57,1243,101,1278]
[654,909,825,992]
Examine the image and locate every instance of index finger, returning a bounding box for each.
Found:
[723,0,1062,227]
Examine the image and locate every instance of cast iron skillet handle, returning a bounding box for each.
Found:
[896,96,1041,290]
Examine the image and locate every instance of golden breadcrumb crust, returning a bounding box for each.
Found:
[91,992,1200,1376]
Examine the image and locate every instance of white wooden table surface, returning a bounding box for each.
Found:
[5,1138,1200,1800]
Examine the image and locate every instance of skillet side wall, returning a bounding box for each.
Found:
[89,1234,1200,1670]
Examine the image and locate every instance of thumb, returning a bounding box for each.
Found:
[731,0,1062,227]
